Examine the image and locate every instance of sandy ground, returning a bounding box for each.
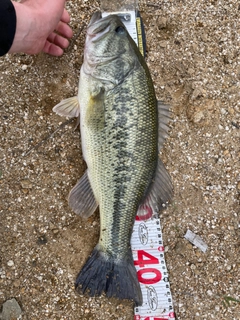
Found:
[0,0,239,319]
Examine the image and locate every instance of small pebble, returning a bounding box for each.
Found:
[2,298,22,320]
[7,260,14,267]
[20,179,33,189]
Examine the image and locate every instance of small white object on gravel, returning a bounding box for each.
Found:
[184,229,208,253]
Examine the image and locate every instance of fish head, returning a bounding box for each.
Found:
[83,11,138,88]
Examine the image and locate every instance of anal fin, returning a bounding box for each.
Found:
[68,171,98,218]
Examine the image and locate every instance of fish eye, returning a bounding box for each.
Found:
[115,26,125,34]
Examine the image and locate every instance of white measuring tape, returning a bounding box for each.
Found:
[102,8,175,319]
[131,217,175,320]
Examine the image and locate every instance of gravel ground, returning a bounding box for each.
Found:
[0,1,239,319]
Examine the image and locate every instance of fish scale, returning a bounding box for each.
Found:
[81,58,158,256]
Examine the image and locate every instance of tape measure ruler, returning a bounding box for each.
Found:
[132,216,175,320]
[101,1,175,319]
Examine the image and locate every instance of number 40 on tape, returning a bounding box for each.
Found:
[134,250,161,284]
[131,218,175,320]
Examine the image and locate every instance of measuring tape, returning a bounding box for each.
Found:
[132,216,175,320]
[102,6,175,319]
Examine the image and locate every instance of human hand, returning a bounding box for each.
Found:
[9,0,73,56]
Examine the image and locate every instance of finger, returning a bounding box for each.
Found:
[61,8,71,23]
[42,40,64,57]
[47,32,70,49]
[56,21,73,39]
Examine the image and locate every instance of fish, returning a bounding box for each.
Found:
[53,11,173,306]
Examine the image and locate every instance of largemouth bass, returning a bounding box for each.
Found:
[53,11,173,306]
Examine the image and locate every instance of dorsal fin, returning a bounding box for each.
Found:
[137,157,173,220]
[137,102,173,220]
[158,101,171,152]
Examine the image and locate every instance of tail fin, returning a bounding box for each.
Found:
[75,245,143,306]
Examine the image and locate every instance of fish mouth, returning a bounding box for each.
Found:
[87,11,111,42]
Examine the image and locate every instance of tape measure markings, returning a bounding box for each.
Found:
[131,217,175,320]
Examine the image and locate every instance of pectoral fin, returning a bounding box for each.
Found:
[53,96,80,118]
[68,171,98,218]
[137,158,173,220]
